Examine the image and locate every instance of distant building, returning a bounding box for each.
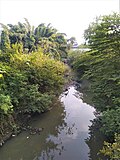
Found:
[0,30,1,43]
[72,41,79,49]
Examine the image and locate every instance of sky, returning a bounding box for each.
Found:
[0,0,119,44]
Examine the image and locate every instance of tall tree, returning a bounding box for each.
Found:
[84,13,120,54]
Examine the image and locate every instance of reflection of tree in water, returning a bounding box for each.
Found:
[76,81,94,107]
[75,83,107,160]
[37,137,65,160]
[32,94,76,160]
[39,123,76,160]
[85,117,107,160]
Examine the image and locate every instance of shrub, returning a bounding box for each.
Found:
[100,134,120,160]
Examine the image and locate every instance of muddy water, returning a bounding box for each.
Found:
[0,85,104,160]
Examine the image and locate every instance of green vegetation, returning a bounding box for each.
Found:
[100,134,120,160]
[68,13,120,158]
[0,13,120,159]
[0,20,71,143]
[0,19,71,59]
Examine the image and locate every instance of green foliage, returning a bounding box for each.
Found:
[100,134,120,159]
[0,48,67,140]
[0,51,66,114]
[68,50,92,77]
[17,84,53,113]
[0,20,68,59]
[0,94,13,114]
[10,51,66,94]
[84,13,120,54]
[0,30,11,52]
[0,19,69,142]
[100,109,120,137]
[69,13,120,111]
[69,13,120,145]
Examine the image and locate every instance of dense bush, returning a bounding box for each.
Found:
[100,108,120,137]
[0,51,66,113]
[0,49,67,140]
[71,52,120,112]
[100,134,120,160]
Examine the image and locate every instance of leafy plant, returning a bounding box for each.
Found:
[100,134,120,159]
[0,94,13,114]
[100,109,120,137]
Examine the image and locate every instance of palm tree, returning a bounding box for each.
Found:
[0,19,68,58]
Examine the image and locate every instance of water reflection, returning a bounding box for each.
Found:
[85,118,107,160]
[0,85,100,160]
[76,83,106,160]
[36,86,95,160]
[0,99,67,160]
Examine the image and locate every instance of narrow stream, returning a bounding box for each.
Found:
[0,85,105,160]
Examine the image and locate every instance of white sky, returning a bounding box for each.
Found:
[0,0,119,44]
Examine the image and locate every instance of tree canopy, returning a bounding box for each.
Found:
[84,13,120,54]
[0,19,70,59]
